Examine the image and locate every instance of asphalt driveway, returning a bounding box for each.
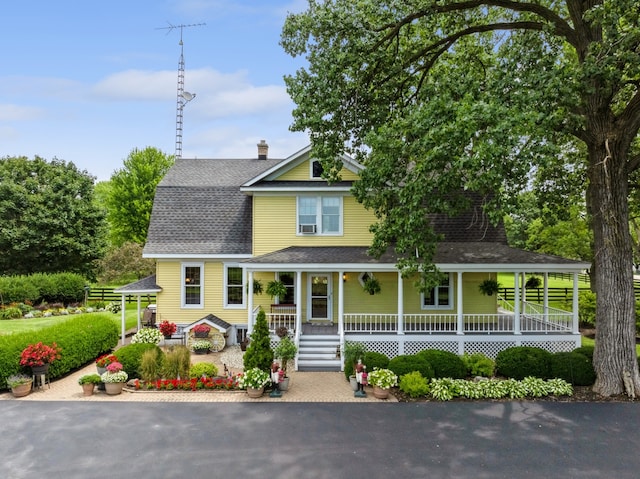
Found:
[1,401,639,479]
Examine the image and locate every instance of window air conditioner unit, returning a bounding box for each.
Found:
[299,224,317,234]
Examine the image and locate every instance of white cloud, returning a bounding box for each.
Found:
[0,104,45,121]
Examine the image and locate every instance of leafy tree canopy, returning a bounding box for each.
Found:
[96,242,155,285]
[0,156,107,278]
[107,147,173,246]
[282,0,640,396]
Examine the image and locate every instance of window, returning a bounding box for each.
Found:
[225,266,244,307]
[311,160,324,179]
[297,196,342,235]
[182,263,203,308]
[278,272,295,304]
[422,274,453,309]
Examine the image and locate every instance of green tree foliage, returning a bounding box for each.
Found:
[96,242,156,285]
[243,308,274,372]
[107,147,173,246]
[0,156,107,278]
[282,0,640,396]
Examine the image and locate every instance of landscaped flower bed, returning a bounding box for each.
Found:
[131,376,243,392]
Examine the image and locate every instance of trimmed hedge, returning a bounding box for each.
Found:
[388,355,434,380]
[0,272,87,305]
[495,346,552,380]
[363,351,390,371]
[0,313,119,389]
[550,352,596,386]
[114,343,162,379]
[572,345,594,362]
[416,349,467,379]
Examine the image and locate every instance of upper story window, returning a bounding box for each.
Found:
[421,273,453,310]
[182,263,204,308]
[311,160,324,179]
[297,196,342,235]
[225,265,244,308]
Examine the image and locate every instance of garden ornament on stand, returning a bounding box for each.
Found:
[354,359,367,398]
[269,361,282,398]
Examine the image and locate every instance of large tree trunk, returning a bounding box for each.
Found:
[589,137,640,397]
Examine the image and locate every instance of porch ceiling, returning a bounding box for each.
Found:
[242,244,589,273]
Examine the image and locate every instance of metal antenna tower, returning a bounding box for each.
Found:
[156,22,205,159]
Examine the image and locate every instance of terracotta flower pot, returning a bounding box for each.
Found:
[372,385,390,399]
[82,383,95,396]
[246,387,264,398]
[11,381,33,398]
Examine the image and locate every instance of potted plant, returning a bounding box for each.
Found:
[251,279,264,295]
[78,373,102,396]
[192,323,211,338]
[363,277,381,295]
[273,336,297,391]
[367,367,398,399]
[159,320,177,338]
[7,374,33,398]
[20,342,61,375]
[95,353,118,375]
[192,339,211,355]
[240,367,271,397]
[131,327,164,345]
[100,361,128,395]
[266,280,287,302]
[479,278,500,296]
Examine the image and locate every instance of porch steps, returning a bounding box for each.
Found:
[297,334,342,372]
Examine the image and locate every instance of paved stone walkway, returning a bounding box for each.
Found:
[1,345,396,403]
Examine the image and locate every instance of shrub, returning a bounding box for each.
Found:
[139,348,164,383]
[550,352,596,386]
[189,362,219,379]
[578,291,596,327]
[525,276,542,289]
[399,371,430,398]
[363,351,390,371]
[388,355,434,380]
[572,345,594,362]
[0,307,23,320]
[416,349,467,379]
[495,346,552,380]
[162,346,191,380]
[343,341,367,380]
[462,353,495,377]
[114,343,161,379]
[0,313,118,389]
[243,308,273,372]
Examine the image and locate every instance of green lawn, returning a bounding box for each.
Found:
[0,305,141,336]
[497,273,590,289]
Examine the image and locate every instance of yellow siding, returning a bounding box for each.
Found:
[253,195,376,255]
[278,158,360,181]
[155,260,250,326]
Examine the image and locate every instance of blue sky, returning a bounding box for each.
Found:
[1,0,309,181]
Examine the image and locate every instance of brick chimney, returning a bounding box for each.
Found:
[257,140,269,160]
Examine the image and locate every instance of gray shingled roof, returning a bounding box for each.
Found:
[113,275,161,293]
[144,158,282,256]
[243,244,587,268]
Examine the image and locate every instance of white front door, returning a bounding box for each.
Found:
[308,274,332,321]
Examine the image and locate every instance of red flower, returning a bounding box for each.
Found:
[96,354,118,368]
[20,342,61,367]
[192,324,211,334]
[159,321,177,336]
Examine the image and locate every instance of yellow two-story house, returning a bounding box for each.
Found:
[133,141,589,370]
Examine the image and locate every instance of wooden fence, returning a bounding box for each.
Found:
[87,288,156,304]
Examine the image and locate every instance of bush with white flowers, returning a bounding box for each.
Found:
[131,327,164,345]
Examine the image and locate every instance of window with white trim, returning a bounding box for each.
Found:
[225,266,244,307]
[297,196,342,235]
[277,272,295,304]
[421,273,453,309]
[311,160,324,179]
[182,263,203,308]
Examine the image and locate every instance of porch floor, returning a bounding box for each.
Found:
[301,322,338,335]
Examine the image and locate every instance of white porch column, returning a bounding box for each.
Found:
[543,272,549,323]
[513,272,521,335]
[247,270,254,334]
[296,271,303,336]
[456,272,464,335]
[338,270,345,336]
[397,271,404,335]
[572,272,580,334]
[120,294,126,346]
[137,295,142,331]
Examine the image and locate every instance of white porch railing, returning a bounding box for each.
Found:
[267,312,297,336]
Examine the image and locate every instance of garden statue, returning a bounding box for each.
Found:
[354,359,367,398]
[269,361,282,398]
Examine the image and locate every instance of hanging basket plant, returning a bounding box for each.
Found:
[266,280,287,301]
[479,279,500,296]
[363,277,381,295]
